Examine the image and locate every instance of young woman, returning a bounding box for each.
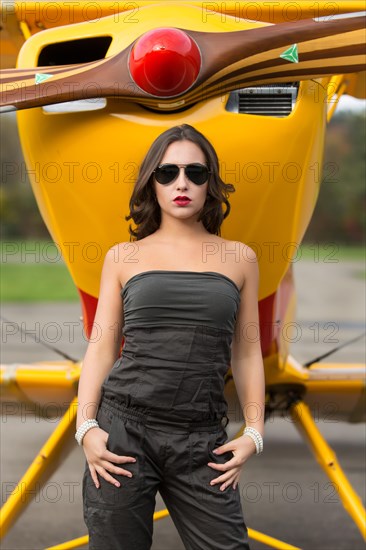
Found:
[76,124,265,550]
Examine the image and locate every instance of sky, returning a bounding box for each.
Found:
[337,95,365,112]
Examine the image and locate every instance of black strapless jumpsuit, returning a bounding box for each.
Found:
[82,270,250,550]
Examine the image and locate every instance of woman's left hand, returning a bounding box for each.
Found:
[207,434,257,491]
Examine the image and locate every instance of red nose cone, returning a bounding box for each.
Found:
[129,28,201,97]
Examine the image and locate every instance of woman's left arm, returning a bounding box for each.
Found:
[230,244,266,440]
[207,245,266,491]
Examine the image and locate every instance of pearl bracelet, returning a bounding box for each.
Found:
[243,426,263,455]
[243,431,263,455]
[75,419,99,446]
[244,427,263,454]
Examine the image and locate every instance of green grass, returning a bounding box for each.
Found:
[352,268,366,280]
[1,263,79,301]
[298,243,365,261]
[0,240,364,301]
[1,239,63,263]
[1,239,364,260]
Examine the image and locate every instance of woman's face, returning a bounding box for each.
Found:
[152,139,209,221]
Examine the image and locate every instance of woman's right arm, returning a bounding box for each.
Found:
[76,244,136,488]
[76,245,123,430]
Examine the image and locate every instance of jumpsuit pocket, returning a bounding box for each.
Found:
[170,372,212,413]
[83,414,145,510]
[189,428,234,498]
[95,405,113,443]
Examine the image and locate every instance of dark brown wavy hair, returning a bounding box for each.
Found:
[125,124,235,241]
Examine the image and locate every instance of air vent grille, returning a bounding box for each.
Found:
[226,83,299,117]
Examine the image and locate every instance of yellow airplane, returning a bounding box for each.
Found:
[1,2,365,548]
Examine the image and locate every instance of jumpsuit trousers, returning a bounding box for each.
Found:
[82,395,251,550]
[82,271,251,549]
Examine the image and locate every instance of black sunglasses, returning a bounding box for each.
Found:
[153,163,211,185]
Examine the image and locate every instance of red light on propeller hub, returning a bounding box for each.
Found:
[129,28,201,97]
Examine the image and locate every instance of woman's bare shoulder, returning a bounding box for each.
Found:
[217,238,258,262]
[107,241,140,258]
[103,242,139,275]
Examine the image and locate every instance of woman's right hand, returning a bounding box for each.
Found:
[82,427,137,488]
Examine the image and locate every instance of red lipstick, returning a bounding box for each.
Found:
[174,196,191,206]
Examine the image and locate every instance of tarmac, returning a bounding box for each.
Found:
[1,258,365,550]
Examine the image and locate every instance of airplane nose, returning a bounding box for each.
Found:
[129,27,201,97]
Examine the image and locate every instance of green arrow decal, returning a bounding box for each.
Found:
[279,44,299,63]
[35,73,54,85]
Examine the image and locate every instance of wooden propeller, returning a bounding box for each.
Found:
[1,13,365,112]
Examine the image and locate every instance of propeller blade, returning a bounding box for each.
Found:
[0,12,365,112]
[184,14,366,104]
[0,50,147,111]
